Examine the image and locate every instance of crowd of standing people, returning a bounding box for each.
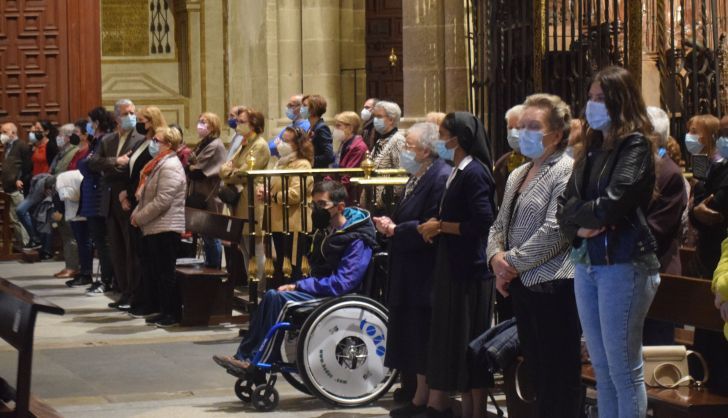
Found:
[3,64,728,418]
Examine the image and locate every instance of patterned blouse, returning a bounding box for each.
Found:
[486,150,575,287]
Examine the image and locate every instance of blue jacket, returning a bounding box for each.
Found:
[310,119,334,168]
[438,159,496,281]
[296,207,375,296]
[77,138,108,218]
[388,158,450,307]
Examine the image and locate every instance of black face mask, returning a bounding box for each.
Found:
[136,122,148,136]
[69,133,81,146]
[312,206,333,230]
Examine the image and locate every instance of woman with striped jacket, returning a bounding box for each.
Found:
[487,93,581,418]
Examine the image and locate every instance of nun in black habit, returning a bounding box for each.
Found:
[416,111,497,418]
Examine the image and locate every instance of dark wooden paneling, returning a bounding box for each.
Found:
[0,0,100,136]
[365,0,403,110]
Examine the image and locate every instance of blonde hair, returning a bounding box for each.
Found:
[139,106,167,132]
[688,114,720,148]
[334,111,362,134]
[523,93,572,146]
[199,112,222,138]
[426,112,447,126]
[155,127,182,150]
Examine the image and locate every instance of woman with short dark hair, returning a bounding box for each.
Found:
[302,94,334,168]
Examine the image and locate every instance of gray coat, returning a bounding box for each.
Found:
[188,137,226,213]
[132,154,187,236]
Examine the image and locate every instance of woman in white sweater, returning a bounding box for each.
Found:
[131,127,187,328]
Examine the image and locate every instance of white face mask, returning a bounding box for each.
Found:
[360,108,372,122]
[277,142,294,158]
[0,134,10,145]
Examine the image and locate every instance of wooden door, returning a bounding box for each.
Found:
[365,0,403,112]
[0,0,100,137]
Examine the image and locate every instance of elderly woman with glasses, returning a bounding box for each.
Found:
[131,127,187,328]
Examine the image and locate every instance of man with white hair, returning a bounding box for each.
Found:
[49,123,80,175]
[645,107,687,275]
[493,104,528,206]
[1,122,32,249]
[88,99,145,305]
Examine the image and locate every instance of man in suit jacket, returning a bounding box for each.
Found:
[88,99,144,308]
[1,122,32,248]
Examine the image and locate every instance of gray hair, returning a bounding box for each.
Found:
[647,106,670,148]
[373,100,402,126]
[292,94,303,104]
[407,122,439,154]
[59,123,75,137]
[114,99,134,117]
[505,104,525,122]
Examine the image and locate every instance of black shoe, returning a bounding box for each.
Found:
[145,313,165,325]
[108,298,129,309]
[117,303,131,311]
[155,315,179,328]
[39,252,53,261]
[412,407,453,418]
[66,275,93,288]
[24,241,42,250]
[393,386,415,403]
[129,306,158,318]
[390,403,427,417]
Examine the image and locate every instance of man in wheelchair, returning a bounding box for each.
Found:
[213,180,377,373]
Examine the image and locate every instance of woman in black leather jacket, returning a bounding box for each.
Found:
[556,65,659,418]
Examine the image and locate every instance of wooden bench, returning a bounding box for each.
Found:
[176,208,249,326]
[0,277,64,417]
[581,273,728,418]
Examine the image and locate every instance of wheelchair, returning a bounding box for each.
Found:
[227,253,397,412]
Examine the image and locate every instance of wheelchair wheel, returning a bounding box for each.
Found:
[234,378,254,403]
[296,295,397,407]
[252,384,279,412]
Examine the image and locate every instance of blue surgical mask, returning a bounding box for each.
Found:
[658,147,667,158]
[121,114,137,131]
[148,140,160,157]
[717,137,728,159]
[399,150,422,174]
[29,132,38,144]
[227,118,237,129]
[685,133,704,155]
[585,100,611,131]
[373,117,387,134]
[565,146,574,158]
[518,129,546,159]
[56,136,66,148]
[507,128,520,151]
[86,121,95,136]
[285,108,297,121]
[435,139,455,162]
[299,106,309,120]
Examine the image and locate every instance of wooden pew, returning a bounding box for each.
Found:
[582,273,728,417]
[0,277,64,417]
[176,208,249,326]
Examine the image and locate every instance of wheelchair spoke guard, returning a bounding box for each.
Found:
[297,295,397,407]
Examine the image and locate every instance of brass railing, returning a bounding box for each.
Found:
[241,162,408,307]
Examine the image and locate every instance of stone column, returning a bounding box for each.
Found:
[201,0,226,120]
[174,0,203,129]
[302,0,341,115]
[402,1,468,121]
[276,0,304,125]
[339,0,366,112]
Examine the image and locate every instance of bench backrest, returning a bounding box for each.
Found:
[184,207,246,243]
[647,273,723,333]
[0,278,64,416]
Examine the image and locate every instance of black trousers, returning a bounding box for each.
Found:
[142,232,180,318]
[510,279,582,418]
[87,216,114,284]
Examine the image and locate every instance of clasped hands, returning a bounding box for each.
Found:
[693,194,725,226]
[373,216,396,237]
[491,252,518,297]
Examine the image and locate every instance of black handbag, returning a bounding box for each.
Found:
[218,184,240,206]
[185,192,207,209]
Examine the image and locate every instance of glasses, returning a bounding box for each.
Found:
[286,103,301,109]
[152,137,168,145]
[308,200,335,210]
